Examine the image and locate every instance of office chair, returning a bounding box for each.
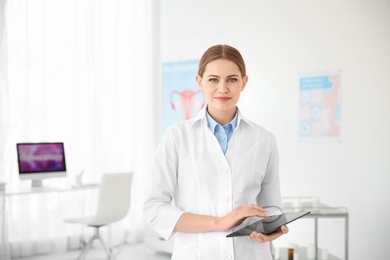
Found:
[64,172,133,260]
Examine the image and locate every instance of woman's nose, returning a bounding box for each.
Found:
[218,82,228,93]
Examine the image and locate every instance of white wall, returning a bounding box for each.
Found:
[158,0,390,259]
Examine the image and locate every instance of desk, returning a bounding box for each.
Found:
[280,198,349,260]
[0,184,99,260]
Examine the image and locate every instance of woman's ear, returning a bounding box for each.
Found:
[196,75,204,91]
[241,75,248,91]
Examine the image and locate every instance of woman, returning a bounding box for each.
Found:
[144,44,288,259]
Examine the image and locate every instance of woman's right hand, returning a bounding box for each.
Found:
[217,204,268,231]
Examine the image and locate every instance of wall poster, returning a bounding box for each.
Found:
[299,71,341,142]
[161,60,205,135]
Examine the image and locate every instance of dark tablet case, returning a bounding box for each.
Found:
[226,211,311,237]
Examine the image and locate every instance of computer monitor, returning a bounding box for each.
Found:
[17,142,67,187]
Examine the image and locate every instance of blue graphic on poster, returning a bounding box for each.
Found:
[161,60,205,134]
[299,71,341,142]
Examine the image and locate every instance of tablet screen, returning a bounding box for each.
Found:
[226,211,311,237]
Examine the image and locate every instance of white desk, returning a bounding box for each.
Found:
[276,198,349,260]
[0,184,99,260]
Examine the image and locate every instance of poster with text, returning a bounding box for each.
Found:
[161,60,204,135]
[299,71,341,142]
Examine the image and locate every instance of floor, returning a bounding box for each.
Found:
[12,243,172,260]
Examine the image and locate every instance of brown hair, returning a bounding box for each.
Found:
[197,44,246,78]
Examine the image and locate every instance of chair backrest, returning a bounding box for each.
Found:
[89,172,133,226]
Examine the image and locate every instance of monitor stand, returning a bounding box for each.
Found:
[31,180,43,188]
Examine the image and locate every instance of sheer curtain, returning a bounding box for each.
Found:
[0,0,157,257]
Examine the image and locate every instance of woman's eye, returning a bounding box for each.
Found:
[209,78,218,82]
[228,78,238,82]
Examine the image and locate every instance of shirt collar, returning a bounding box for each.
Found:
[206,112,219,133]
[192,105,242,130]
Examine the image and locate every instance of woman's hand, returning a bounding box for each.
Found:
[217,204,268,231]
[249,225,289,243]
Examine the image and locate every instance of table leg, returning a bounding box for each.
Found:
[314,217,318,260]
[345,216,349,260]
[1,195,10,260]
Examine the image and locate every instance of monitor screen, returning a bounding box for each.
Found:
[17,142,67,187]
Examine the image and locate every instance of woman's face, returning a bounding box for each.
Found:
[197,59,248,120]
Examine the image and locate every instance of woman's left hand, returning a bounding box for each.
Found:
[248,225,289,243]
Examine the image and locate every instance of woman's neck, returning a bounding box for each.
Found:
[207,107,237,125]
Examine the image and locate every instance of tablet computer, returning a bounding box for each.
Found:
[226,211,311,238]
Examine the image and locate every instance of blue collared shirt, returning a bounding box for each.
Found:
[206,110,238,154]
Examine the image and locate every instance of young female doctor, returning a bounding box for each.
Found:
[144,44,288,259]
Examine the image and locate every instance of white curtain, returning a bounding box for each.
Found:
[0,0,157,257]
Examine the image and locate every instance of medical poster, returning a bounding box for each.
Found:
[161,60,205,135]
[299,71,341,142]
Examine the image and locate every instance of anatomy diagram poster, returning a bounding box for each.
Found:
[299,71,341,142]
[161,60,205,135]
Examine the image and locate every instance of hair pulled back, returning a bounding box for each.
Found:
[197,44,246,78]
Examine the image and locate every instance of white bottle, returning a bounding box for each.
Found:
[307,243,315,260]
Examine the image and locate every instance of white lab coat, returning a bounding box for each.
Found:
[144,106,283,260]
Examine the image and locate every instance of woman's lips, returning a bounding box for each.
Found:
[215,97,231,102]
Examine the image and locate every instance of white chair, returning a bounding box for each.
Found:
[64,172,133,260]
